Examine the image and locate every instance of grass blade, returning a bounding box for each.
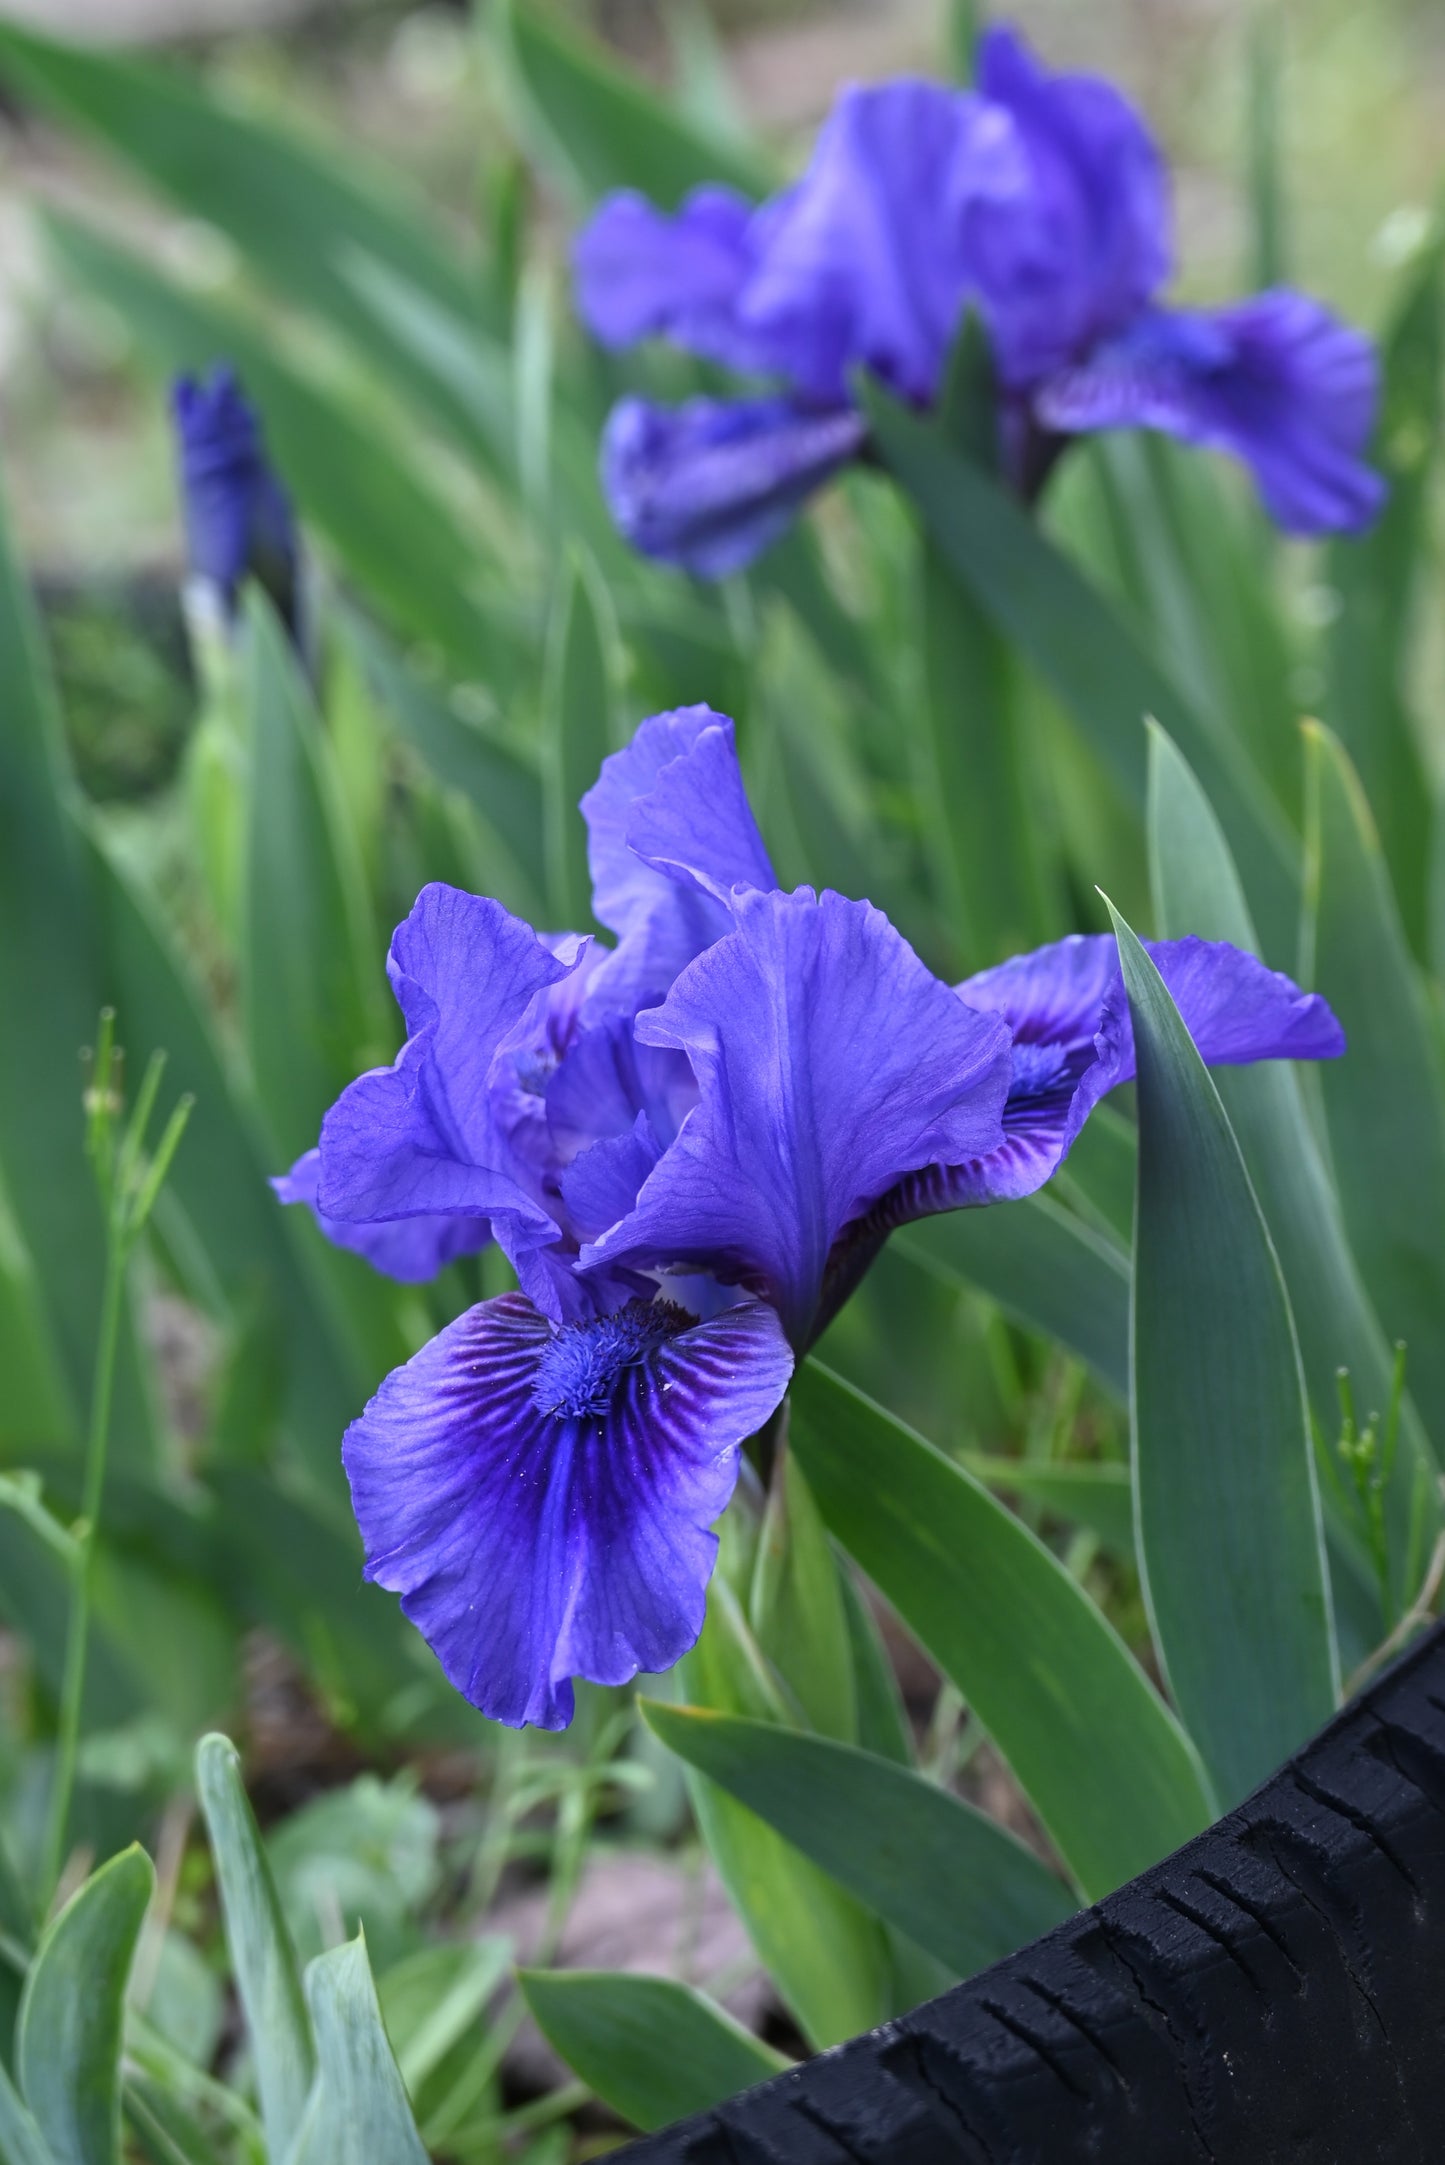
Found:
[644,1706,1076,1979]
[791,1362,1213,1897]
[519,1971,786,2133]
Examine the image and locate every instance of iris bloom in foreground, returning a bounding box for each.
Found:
[573,24,1383,575]
[279,708,1344,1728]
[171,365,298,630]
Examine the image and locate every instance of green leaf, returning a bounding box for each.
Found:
[376,1939,510,2107]
[790,1362,1212,1897]
[0,2065,55,2165]
[88,836,375,1489]
[1148,722,1439,1612]
[749,1447,856,1741]
[960,1457,1136,1559]
[0,469,159,1470]
[519,1971,786,2131]
[0,21,505,458]
[921,318,1053,968]
[195,1734,314,2162]
[837,1565,913,1768]
[16,1846,153,2165]
[241,595,385,1161]
[43,213,506,677]
[341,614,547,927]
[677,1585,889,2047]
[860,379,1300,964]
[645,1706,1075,1980]
[542,550,616,931]
[493,0,768,207]
[1244,12,1289,290]
[1110,897,1338,1804]
[1326,234,1443,955]
[288,1937,427,2165]
[1303,722,1445,1460]
[896,1194,1130,1400]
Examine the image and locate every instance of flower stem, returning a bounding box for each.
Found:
[42,1225,128,1900]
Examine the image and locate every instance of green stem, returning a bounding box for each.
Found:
[42,1227,128,1899]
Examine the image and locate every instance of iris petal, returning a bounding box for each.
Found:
[316,884,581,1235]
[887,932,1345,1218]
[1036,296,1385,534]
[581,705,773,1019]
[584,886,1012,1344]
[599,395,866,579]
[970,26,1171,388]
[344,1292,793,1729]
[272,1149,491,1283]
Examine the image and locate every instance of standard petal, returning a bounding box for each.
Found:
[584,887,1013,1344]
[344,1293,794,1729]
[273,1148,491,1282]
[739,78,1027,404]
[316,884,579,1232]
[969,25,1171,389]
[581,705,772,1016]
[1036,296,1386,534]
[625,714,775,911]
[572,185,779,376]
[599,395,866,579]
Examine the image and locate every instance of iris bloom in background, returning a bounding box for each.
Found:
[170,364,299,631]
[279,708,1343,1729]
[573,24,1384,575]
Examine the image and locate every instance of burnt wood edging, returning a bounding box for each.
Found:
[620,1620,1445,2163]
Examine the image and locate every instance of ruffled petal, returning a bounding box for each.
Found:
[580,705,773,1018]
[344,1292,794,1728]
[1036,296,1385,534]
[572,185,780,377]
[969,26,1171,389]
[888,932,1344,1219]
[584,886,1012,1344]
[316,885,580,1234]
[272,1148,491,1283]
[599,395,866,579]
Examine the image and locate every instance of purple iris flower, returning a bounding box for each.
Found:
[573,24,1384,574]
[277,706,1343,1729]
[171,365,298,626]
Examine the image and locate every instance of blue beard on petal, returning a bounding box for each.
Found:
[530,1297,697,1422]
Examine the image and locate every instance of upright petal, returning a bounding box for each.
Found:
[344,1293,794,1728]
[273,1148,491,1283]
[1036,295,1385,534]
[572,185,781,377]
[969,25,1171,389]
[890,932,1344,1218]
[581,705,773,1018]
[739,78,1028,404]
[599,395,866,580]
[585,887,1012,1344]
[316,885,580,1233]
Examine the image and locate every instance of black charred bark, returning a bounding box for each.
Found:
[621,1620,1445,2164]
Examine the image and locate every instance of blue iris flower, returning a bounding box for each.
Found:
[277,708,1344,1728]
[170,365,299,628]
[572,24,1385,575]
